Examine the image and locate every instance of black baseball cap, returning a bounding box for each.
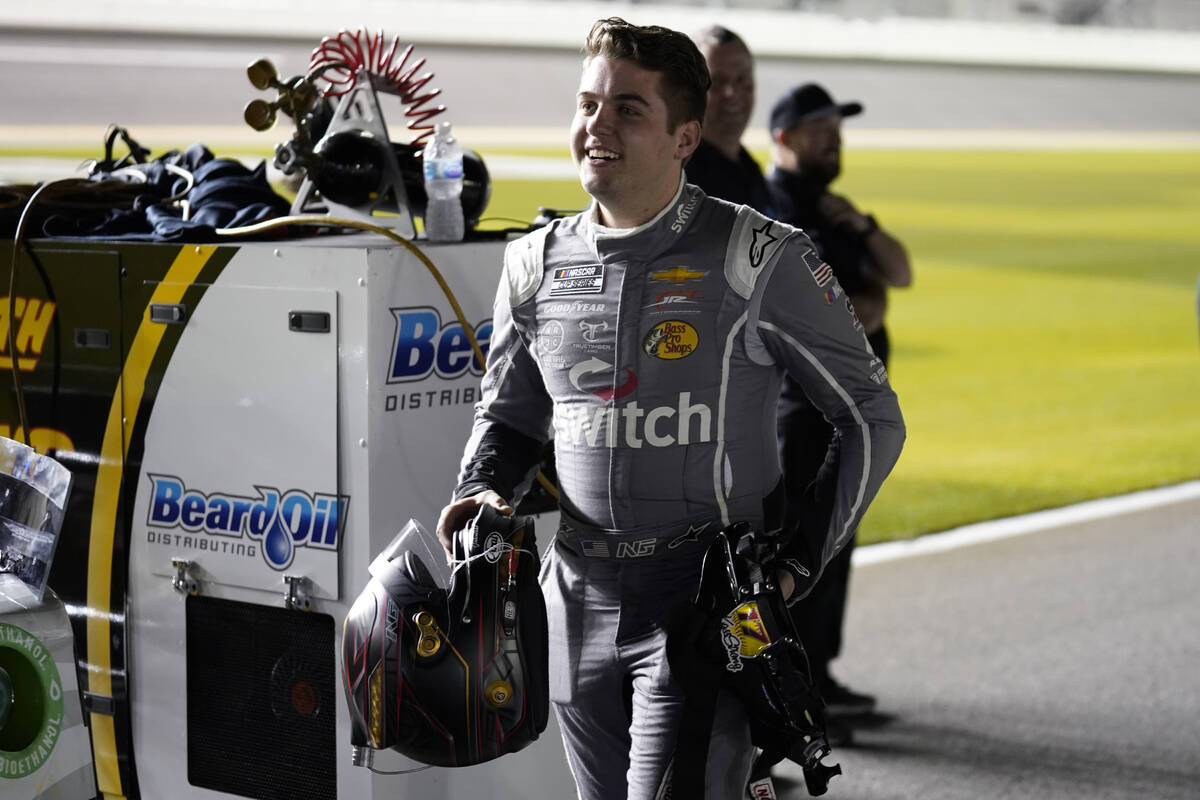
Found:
[769,83,863,132]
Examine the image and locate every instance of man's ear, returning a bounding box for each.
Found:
[675,119,702,161]
[771,127,787,146]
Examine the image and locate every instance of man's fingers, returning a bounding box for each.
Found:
[435,491,512,555]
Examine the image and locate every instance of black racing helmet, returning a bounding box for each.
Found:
[306,132,492,227]
[684,522,843,796]
[341,508,548,767]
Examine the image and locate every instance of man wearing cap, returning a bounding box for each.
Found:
[686,25,772,214]
[768,82,912,719]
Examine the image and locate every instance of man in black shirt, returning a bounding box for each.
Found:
[686,25,772,214]
[767,82,912,719]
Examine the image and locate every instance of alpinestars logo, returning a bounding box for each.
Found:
[749,221,779,268]
[146,475,348,571]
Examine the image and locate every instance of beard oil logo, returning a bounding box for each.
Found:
[642,320,698,360]
[146,475,348,571]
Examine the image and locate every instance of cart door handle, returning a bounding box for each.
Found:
[149,303,187,325]
[289,311,330,333]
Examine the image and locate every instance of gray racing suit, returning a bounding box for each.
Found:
[454,178,905,799]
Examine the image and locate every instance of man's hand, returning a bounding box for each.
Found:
[435,490,513,556]
[817,192,871,235]
[776,568,796,601]
[820,191,912,289]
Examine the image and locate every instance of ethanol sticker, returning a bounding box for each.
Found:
[549,264,605,296]
[0,622,63,778]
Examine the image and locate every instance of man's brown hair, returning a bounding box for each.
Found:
[584,17,711,132]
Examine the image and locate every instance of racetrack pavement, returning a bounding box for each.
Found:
[771,489,1200,799]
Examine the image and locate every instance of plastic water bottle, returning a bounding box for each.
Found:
[422,121,465,242]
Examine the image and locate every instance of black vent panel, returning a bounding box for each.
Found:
[187,595,336,799]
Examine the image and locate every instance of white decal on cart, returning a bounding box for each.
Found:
[388,306,492,383]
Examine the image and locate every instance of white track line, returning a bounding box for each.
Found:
[0,45,272,69]
[855,480,1200,566]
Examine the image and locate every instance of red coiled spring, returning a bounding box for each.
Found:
[309,28,445,143]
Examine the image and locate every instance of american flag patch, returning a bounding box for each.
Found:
[802,249,833,287]
[580,540,611,558]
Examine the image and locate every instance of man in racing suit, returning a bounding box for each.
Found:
[437,17,905,800]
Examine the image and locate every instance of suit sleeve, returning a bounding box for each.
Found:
[751,231,906,591]
[453,253,554,504]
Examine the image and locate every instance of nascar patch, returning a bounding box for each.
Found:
[550,264,605,296]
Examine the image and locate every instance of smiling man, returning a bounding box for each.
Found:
[437,18,905,800]
[686,25,773,214]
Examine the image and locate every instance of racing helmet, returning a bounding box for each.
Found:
[341,508,548,767]
[690,522,842,796]
[307,131,492,228]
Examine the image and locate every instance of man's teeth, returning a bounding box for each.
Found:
[589,149,620,160]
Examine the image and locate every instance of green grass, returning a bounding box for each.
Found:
[483,149,1200,542]
[830,150,1200,542]
[7,144,1198,542]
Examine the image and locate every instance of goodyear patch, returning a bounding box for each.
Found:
[642,320,698,360]
[550,264,604,296]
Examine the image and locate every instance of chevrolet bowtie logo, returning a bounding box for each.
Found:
[650,267,704,284]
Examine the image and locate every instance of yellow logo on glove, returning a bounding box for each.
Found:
[720,601,772,672]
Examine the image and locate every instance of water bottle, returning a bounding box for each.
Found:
[422,121,465,242]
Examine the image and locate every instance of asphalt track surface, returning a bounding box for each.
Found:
[771,493,1200,800]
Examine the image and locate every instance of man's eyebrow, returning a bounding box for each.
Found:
[613,92,651,106]
[576,90,651,107]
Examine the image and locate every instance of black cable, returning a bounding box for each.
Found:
[6,180,75,446]
[366,764,431,776]
[18,243,62,451]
